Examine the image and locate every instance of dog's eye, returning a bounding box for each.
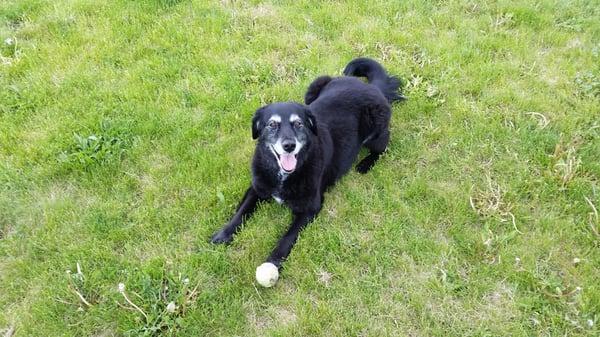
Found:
[293,120,304,129]
[268,121,279,129]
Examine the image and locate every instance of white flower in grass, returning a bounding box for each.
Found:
[118,283,126,293]
[183,278,189,285]
[573,257,581,265]
[587,319,594,327]
[166,301,177,313]
[4,38,14,46]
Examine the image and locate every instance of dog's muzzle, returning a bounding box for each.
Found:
[270,140,299,173]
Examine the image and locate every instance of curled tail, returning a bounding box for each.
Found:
[343,57,404,103]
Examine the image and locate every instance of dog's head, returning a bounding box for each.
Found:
[251,102,317,174]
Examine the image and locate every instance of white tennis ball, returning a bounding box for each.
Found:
[255,262,279,287]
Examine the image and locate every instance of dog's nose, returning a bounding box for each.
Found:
[282,140,296,153]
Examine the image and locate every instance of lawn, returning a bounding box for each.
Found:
[1,0,600,335]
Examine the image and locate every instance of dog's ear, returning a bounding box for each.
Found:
[304,107,318,136]
[251,107,265,139]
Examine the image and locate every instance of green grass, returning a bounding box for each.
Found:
[1,0,600,335]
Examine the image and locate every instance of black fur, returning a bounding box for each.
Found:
[343,57,405,103]
[211,58,403,270]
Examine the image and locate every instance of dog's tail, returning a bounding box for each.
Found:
[343,57,404,103]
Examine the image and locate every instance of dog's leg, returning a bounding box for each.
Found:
[356,130,389,174]
[211,186,263,244]
[266,211,318,268]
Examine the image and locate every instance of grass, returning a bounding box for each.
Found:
[1,0,599,335]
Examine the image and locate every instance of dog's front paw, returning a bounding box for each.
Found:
[355,159,373,174]
[210,230,233,244]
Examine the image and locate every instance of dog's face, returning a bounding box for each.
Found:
[251,102,317,174]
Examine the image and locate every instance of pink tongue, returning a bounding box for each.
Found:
[280,153,297,172]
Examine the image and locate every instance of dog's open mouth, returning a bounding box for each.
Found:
[271,146,297,173]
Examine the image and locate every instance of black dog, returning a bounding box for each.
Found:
[211,58,403,277]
